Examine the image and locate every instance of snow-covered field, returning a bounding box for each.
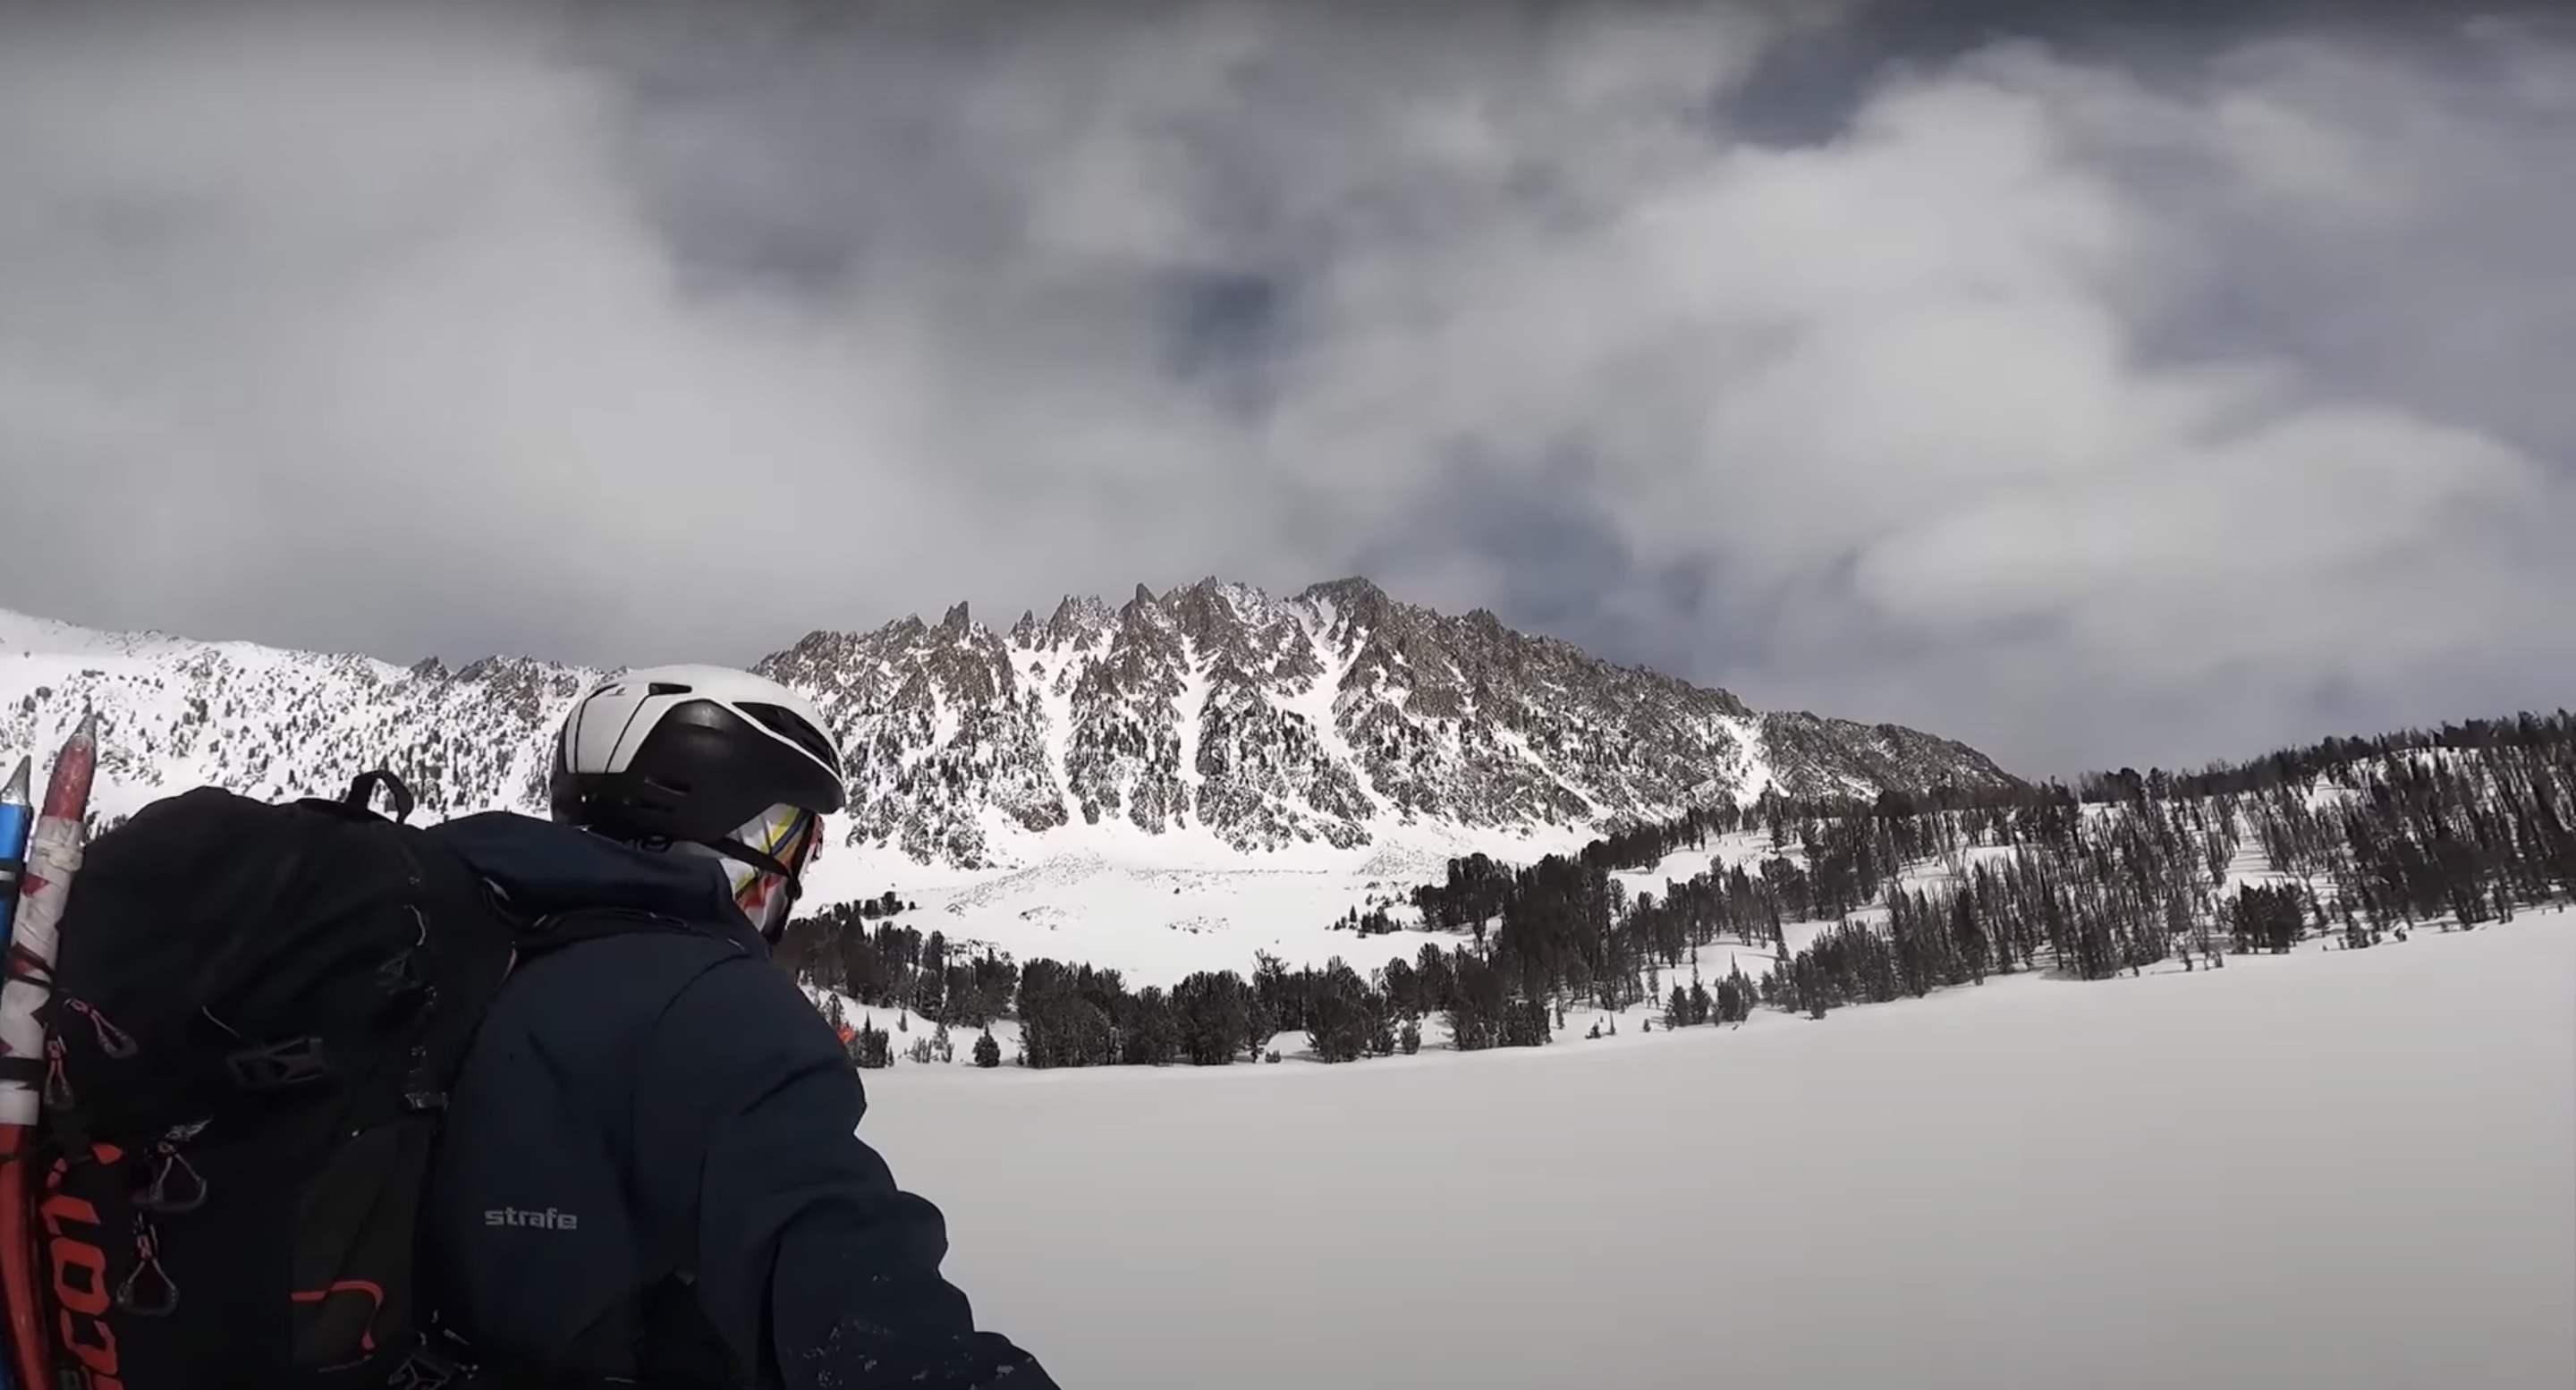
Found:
[809,793,2403,1004]
[798,825,1593,985]
[801,822,1877,996]
[858,905,2576,1390]
[806,848,1453,983]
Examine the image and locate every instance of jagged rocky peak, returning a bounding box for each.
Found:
[1086,589,1188,696]
[749,575,2014,868]
[0,585,2018,875]
[1298,574,1391,611]
[1163,579,1318,688]
[444,655,586,724]
[1295,575,1399,645]
[756,625,873,695]
[1042,594,1114,649]
[923,622,1017,708]
[1163,576,1237,643]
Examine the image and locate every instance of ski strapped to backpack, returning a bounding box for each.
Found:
[4,766,695,1390]
[0,714,100,1390]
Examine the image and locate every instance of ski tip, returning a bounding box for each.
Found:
[0,757,26,804]
[68,708,99,742]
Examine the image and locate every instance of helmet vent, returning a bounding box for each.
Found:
[648,682,693,696]
[739,701,839,772]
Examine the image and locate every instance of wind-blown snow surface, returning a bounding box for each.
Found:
[857,908,2576,1390]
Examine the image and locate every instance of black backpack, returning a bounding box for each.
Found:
[24,772,674,1390]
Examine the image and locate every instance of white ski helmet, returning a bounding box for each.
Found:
[548,665,846,880]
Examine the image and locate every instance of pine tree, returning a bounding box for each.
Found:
[769,711,2576,1077]
[851,1017,892,1070]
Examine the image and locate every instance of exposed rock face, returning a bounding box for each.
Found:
[752,577,2012,868]
[0,579,2015,872]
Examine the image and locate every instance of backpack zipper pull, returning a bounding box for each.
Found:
[140,1140,207,1213]
[114,1218,179,1317]
[41,1036,72,1109]
[64,997,137,1058]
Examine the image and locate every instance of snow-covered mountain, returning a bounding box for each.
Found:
[0,577,2012,880]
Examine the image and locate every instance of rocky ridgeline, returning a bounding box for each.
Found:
[0,579,2013,870]
[754,577,2010,867]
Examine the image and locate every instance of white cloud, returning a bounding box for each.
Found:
[0,0,2568,775]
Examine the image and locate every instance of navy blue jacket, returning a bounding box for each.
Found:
[419,812,1055,1390]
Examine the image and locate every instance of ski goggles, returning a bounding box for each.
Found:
[724,804,826,906]
[751,804,825,875]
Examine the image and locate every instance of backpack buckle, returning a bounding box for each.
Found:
[402,1044,447,1113]
[386,1335,472,1390]
[374,946,428,996]
[343,769,418,825]
[224,1036,329,1089]
[386,1352,459,1390]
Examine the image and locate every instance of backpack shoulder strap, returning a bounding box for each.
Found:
[511,907,752,962]
[289,768,417,826]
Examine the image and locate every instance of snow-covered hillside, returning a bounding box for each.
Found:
[809,823,1825,1029]
[0,580,2009,889]
[0,606,580,819]
[763,579,2008,870]
[863,904,2576,1390]
[794,822,1902,1044]
[804,722,2574,1065]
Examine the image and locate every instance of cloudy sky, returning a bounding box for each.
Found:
[0,0,2569,777]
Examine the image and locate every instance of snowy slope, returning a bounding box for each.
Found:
[4,588,2445,1003]
[767,577,2014,873]
[811,781,2512,1058]
[0,579,2011,903]
[0,606,592,824]
[1591,797,2359,974]
[860,904,2576,1390]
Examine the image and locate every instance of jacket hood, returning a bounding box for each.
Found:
[427,811,769,956]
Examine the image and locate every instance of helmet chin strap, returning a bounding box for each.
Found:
[703,835,807,938]
[586,827,809,937]
[704,835,800,886]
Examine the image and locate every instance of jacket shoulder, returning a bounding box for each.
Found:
[419,814,756,940]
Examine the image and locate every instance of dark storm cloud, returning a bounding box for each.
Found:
[0,0,2570,776]
[1724,0,2466,144]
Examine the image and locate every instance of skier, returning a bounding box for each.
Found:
[415,665,1058,1387]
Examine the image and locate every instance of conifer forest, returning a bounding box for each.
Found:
[775,710,2576,1071]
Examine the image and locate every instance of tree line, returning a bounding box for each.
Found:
[775,708,2576,1069]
